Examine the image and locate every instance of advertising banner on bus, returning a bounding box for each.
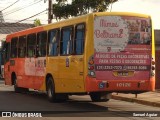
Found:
[94,16,151,80]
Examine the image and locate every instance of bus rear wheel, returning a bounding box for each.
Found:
[47,77,57,102]
[46,77,68,102]
[13,75,29,93]
[90,92,110,102]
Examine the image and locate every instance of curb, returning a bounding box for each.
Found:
[0,78,4,80]
[0,80,4,84]
[111,95,160,108]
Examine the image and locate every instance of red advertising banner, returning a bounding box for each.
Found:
[94,16,151,80]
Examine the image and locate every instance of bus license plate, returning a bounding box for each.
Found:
[117,71,128,76]
[113,71,134,77]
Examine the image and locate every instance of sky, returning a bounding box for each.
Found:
[0,0,48,23]
[0,0,160,29]
[111,0,160,29]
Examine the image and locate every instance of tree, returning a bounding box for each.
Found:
[34,18,41,26]
[52,0,118,20]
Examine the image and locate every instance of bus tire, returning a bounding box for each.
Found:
[13,75,29,93]
[13,75,21,93]
[90,92,110,102]
[46,77,69,102]
[47,77,58,102]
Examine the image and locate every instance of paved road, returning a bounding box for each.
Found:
[0,80,160,119]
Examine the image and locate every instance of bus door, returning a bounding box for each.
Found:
[59,24,85,92]
[4,42,11,85]
[94,16,151,87]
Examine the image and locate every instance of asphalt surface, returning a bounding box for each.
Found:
[0,79,160,118]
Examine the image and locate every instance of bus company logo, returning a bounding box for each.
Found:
[99,82,106,89]
[2,112,11,117]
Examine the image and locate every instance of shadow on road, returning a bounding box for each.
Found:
[0,90,108,111]
[0,91,135,117]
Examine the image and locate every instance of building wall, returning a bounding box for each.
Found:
[0,34,7,48]
[0,34,7,40]
[155,30,160,89]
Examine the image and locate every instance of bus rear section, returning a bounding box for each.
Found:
[86,14,155,95]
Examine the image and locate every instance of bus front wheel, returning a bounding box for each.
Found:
[90,92,111,102]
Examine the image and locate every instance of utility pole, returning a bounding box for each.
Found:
[48,0,52,24]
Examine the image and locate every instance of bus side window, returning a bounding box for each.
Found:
[18,36,26,58]
[37,31,47,57]
[75,24,85,55]
[48,29,60,56]
[27,34,36,57]
[4,42,10,63]
[60,27,73,55]
[10,37,18,58]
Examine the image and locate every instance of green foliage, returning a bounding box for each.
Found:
[34,18,41,26]
[52,0,118,20]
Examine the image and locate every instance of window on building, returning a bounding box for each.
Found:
[48,29,60,56]
[37,31,47,57]
[11,37,18,58]
[60,27,73,55]
[18,36,26,58]
[74,24,85,54]
[27,34,36,57]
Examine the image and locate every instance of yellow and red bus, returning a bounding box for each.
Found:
[3,12,155,102]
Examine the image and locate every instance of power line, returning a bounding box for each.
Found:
[3,0,43,16]
[0,9,47,31]
[16,9,47,23]
[1,10,47,29]
[5,13,48,22]
[1,0,20,12]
